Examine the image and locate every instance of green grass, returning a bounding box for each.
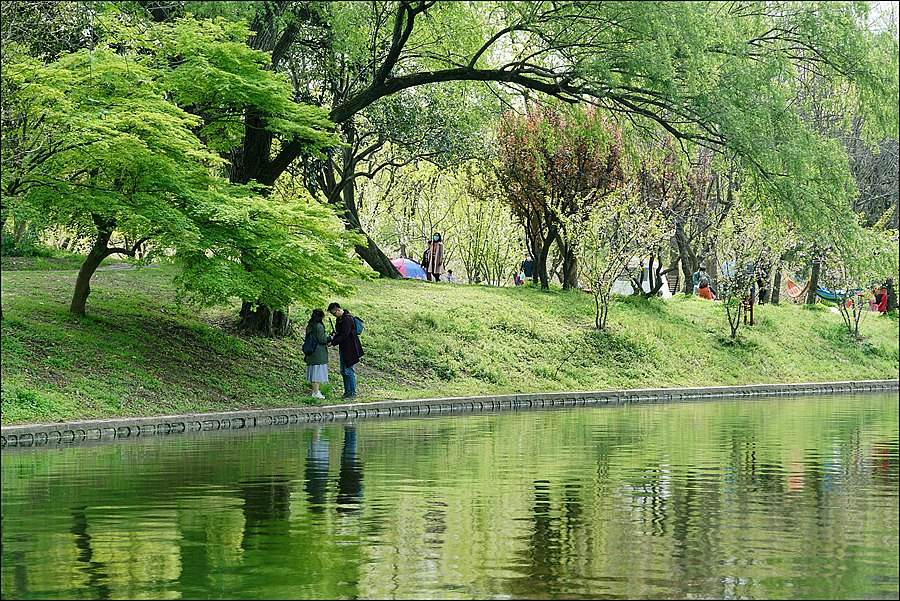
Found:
[0,251,88,271]
[1,264,897,425]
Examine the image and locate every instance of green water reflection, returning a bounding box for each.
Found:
[1,393,898,599]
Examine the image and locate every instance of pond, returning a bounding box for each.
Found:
[1,392,897,599]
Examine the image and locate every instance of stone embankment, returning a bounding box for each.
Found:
[2,379,897,449]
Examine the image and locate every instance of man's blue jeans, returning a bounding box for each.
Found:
[339,355,357,397]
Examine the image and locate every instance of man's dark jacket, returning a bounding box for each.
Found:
[331,311,364,367]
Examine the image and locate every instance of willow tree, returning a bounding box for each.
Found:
[131,1,897,331]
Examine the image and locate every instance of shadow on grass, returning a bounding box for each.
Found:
[614,294,668,316]
[715,334,761,354]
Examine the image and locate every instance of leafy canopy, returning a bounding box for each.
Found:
[2,13,368,312]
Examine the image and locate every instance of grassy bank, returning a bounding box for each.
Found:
[1,264,897,425]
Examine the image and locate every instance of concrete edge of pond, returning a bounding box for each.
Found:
[2,379,897,450]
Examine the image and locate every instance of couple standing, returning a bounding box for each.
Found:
[303,302,364,400]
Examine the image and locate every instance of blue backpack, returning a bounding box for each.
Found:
[302,330,317,354]
[353,315,364,335]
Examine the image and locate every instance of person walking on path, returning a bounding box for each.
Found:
[327,302,364,399]
[303,309,330,399]
[422,233,445,282]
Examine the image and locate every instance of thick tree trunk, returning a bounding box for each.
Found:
[708,252,719,293]
[563,253,578,290]
[70,225,113,316]
[336,141,400,279]
[533,227,556,289]
[238,302,292,337]
[356,235,399,277]
[559,236,578,290]
[806,256,821,305]
[675,222,698,294]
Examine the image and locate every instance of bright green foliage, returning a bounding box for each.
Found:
[152,16,336,154]
[4,47,216,250]
[1,14,364,316]
[91,13,337,155]
[496,1,898,245]
[175,190,367,310]
[819,225,900,338]
[715,205,765,339]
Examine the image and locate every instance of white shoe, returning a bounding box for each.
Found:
[312,391,325,399]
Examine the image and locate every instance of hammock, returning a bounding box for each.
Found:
[785,277,809,302]
[816,286,861,303]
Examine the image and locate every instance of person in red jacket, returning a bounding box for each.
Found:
[698,279,716,300]
[327,302,364,399]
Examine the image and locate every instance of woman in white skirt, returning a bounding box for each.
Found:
[303,309,330,399]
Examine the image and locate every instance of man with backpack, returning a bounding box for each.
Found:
[327,302,364,400]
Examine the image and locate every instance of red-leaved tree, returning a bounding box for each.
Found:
[496,105,624,289]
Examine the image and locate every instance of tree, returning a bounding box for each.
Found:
[130,1,897,332]
[715,210,772,340]
[3,20,365,322]
[821,228,900,338]
[456,164,522,285]
[665,149,738,295]
[496,105,624,289]
[577,190,666,330]
[1,1,96,238]
[362,160,461,266]
[627,140,690,298]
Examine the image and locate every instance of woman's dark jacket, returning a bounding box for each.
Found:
[303,322,329,366]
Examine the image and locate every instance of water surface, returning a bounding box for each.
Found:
[2,393,898,599]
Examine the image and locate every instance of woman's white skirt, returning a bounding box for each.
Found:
[306,364,329,383]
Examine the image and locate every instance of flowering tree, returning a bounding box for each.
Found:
[577,191,667,329]
[715,210,773,339]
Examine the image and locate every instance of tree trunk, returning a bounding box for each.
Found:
[675,222,697,294]
[708,252,719,293]
[322,125,400,280]
[533,227,556,290]
[356,234,399,277]
[806,256,821,305]
[771,268,782,305]
[563,253,578,290]
[886,278,897,312]
[559,236,578,290]
[339,148,400,279]
[70,224,113,316]
[238,302,292,337]
[642,252,675,298]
